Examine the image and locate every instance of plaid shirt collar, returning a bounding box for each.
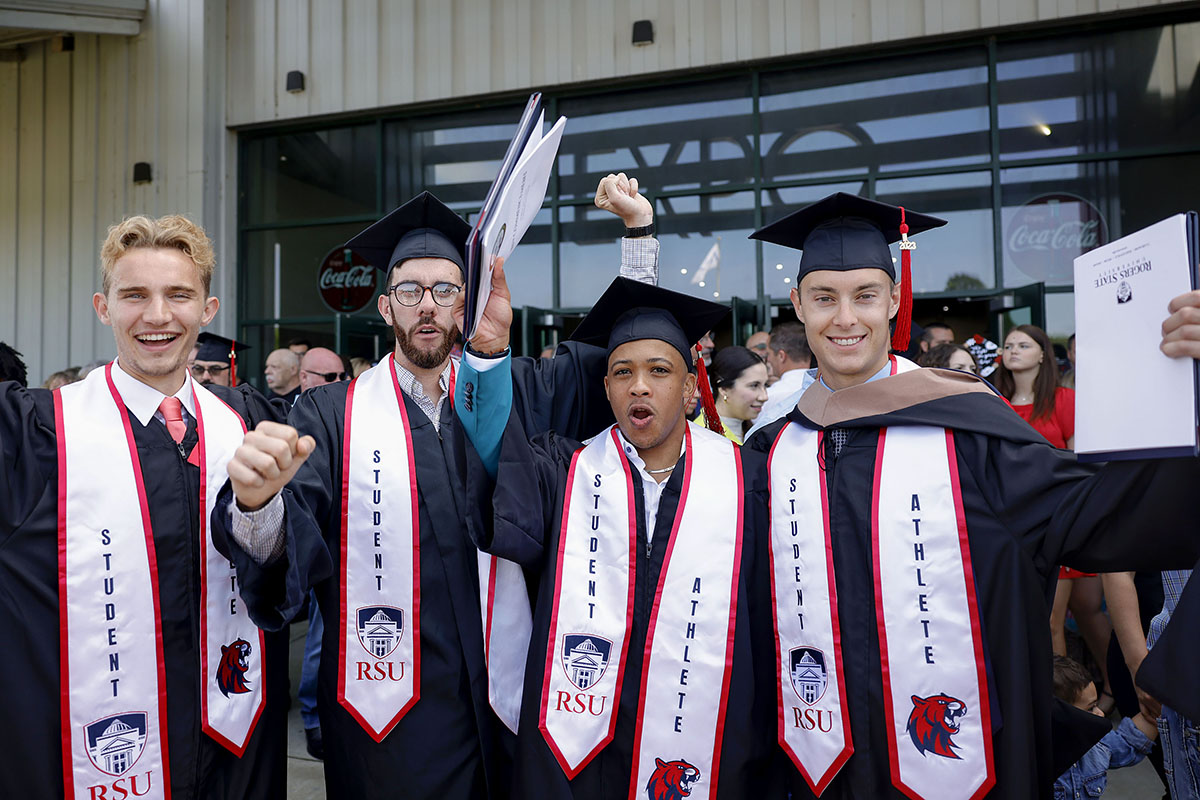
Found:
[390,356,455,431]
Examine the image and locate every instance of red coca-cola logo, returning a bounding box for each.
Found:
[1005,193,1108,284]
[318,246,377,313]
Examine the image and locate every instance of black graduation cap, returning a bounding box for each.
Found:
[345,191,472,275]
[194,332,249,364]
[749,192,946,351]
[193,332,250,386]
[570,277,729,375]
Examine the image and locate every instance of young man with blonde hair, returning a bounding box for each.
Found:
[0,214,288,799]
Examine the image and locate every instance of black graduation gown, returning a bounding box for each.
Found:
[211,345,616,800]
[0,380,289,800]
[455,413,779,800]
[745,370,1200,800]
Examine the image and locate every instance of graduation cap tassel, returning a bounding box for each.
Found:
[693,344,724,435]
[229,346,238,387]
[892,206,915,352]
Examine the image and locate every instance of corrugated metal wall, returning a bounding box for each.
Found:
[0,0,230,386]
[225,0,1192,127]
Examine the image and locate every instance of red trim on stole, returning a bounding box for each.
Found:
[105,365,174,796]
[871,429,908,798]
[702,443,745,797]
[54,388,74,799]
[626,425,696,800]
[765,423,788,778]
[945,431,996,800]
[539,427,638,779]
[194,393,265,756]
[766,425,854,795]
[815,434,854,794]
[336,375,357,730]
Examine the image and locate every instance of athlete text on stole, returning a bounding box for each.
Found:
[910,494,936,666]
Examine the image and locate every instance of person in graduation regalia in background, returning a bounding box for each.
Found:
[189,331,250,389]
[453,277,780,799]
[210,176,664,800]
[0,214,288,799]
[743,192,1200,800]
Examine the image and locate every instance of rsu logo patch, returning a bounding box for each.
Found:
[85,712,147,777]
[560,634,612,691]
[789,646,828,705]
[356,606,404,659]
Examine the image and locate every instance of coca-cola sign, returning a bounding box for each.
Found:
[318,246,377,313]
[1005,193,1108,284]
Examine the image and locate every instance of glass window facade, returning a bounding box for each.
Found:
[237,13,1200,383]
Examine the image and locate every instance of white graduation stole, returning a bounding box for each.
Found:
[57,365,265,800]
[193,383,266,755]
[768,423,853,795]
[873,427,994,800]
[337,357,420,741]
[540,423,743,799]
[478,552,532,733]
[58,365,171,800]
[769,414,994,799]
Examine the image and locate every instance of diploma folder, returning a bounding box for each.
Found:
[1073,211,1200,462]
[463,93,567,340]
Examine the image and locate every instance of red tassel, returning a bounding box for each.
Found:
[229,347,238,388]
[892,206,913,352]
[693,345,723,435]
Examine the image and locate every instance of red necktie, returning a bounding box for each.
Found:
[159,396,187,445]
[160,396,200,465]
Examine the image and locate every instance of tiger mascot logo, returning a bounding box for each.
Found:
[646,757,700,800]
[907,693,966,759]
[217,638,253,697]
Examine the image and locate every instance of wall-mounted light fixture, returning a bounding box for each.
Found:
[632,20,654,46]
[132,162,152,184]
[286,70,305,93]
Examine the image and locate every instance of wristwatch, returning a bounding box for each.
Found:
[624,222,656,238]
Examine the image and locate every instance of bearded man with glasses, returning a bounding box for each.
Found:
[209,174,661,799]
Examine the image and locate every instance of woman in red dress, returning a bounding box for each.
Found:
[995,324,1114,712]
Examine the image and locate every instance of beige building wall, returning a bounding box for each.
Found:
[0,0,229,385]
[225,0,1197,127]
[1,0,1196,383]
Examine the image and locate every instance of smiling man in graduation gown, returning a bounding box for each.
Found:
[743,192,1200,800]
[0,214,288,799]
[453,277,779,799]
[211,179,663,799]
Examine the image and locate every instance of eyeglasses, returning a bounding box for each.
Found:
[387,281,462,307]
[190,364,230,377]
[303,369,348,383]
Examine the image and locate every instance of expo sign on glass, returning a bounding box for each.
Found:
[319,246,377,313]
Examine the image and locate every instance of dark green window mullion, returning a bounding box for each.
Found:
[235,133,256,348]
[751,71,767,325]
[375,118,385,214]
[987,37,1004,292]
[240,214,382,233]
[550,94,562,310]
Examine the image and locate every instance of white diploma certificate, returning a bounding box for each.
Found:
[1073,212,1199,461]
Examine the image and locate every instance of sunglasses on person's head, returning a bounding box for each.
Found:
[303,369,348,383]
